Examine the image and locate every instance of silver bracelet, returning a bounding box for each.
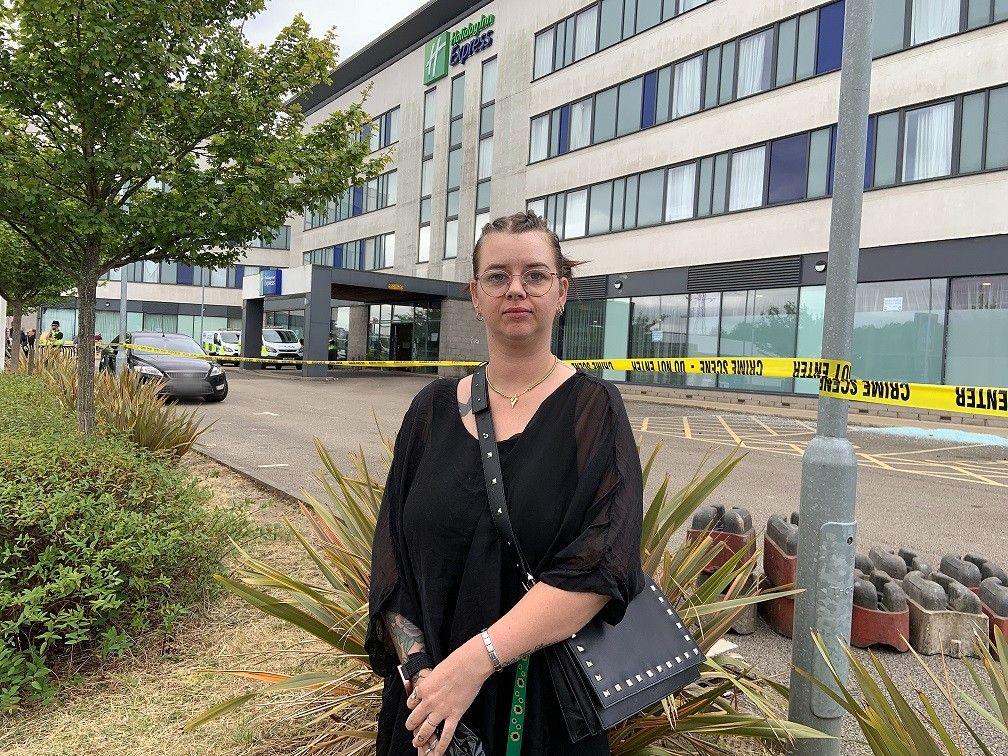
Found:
[481,628,504,673]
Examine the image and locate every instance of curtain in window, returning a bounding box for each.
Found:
[665,163,696,221]
[672,56,702,118]
[534,30,554,78]
[530,115,549,162]
[570,98,592,150]
[910,0,959,44]
[902,101,953,181]
[574,7,598,61]
[564,189,587,239]
[736,29,773,98]
[728,146,766,211]
[142,260,159,283]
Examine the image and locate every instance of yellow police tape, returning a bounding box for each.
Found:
[97,342,1007,419]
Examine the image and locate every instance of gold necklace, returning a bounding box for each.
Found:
[486,356,559,409]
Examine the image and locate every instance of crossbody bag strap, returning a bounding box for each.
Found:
[468,364,535,591]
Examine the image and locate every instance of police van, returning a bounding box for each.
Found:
[262,328,303,369]
[202,330,242,365]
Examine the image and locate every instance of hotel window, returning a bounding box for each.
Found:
[910,0,959,44]
[946,275,1008,386]
[769,133,811,204]
[673,55,703,118]
[304,170,397,230]
[445,74,464,260]
[736,28,774,98]
[665,163,696,221]
[360,106,400,152]
[728,146,766,211]
[419,88,436,262]
[901,100,954,181]
[476,57,496,239]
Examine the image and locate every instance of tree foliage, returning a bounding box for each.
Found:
[0,0,390,429]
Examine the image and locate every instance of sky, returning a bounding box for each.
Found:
[244,1,427,60]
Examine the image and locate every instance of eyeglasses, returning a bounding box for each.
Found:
[477,269,557,297]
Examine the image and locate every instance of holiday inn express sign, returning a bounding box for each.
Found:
[423,14,495,85]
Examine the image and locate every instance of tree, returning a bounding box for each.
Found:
[0,0,390,432]
[0,222,74,370]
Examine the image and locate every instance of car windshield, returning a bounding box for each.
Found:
[263,329,298,343]
[220,333,240,344]
[133,334,204,355]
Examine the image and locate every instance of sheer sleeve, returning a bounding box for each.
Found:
[536,378,645,625]
[365,384,433,677]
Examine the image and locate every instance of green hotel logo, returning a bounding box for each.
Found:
[423,14,496,85]
[423,31,450,85]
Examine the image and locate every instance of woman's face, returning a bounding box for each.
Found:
[470,231,569,346]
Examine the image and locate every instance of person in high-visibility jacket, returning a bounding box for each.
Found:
[43,321,64,346]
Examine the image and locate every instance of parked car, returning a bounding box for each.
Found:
[262,328,302,369]
[202,329,242,365]
[100,331,228,402]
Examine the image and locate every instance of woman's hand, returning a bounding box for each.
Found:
[406,636,493,756]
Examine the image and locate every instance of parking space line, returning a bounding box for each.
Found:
[682,416,692,439]
[717,415,744,446]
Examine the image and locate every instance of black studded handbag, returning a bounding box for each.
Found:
[468,365,705,743]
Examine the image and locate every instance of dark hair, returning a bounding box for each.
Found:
[472,211,583,281]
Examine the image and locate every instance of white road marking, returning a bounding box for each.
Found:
[257,463,290,469]
[254,411,279,416]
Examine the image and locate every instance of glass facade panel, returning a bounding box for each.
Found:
[703,46,721,109]
[718,40,736,103]
[616,77,643,136]
[478,137,493,179]
[534,28,554,78]
[665,162,696,221]
[444,219,459,259]
[986,86,1008,169]
[959,92,986,173]
[599,0,623,49]
[686,291,720,388]
[776,17,797,86]
[737,28,774,98]
[874,0,907,55]
[795,285,826,394]
[570,98,592,150]
[796,10,818,80]
[450,74,465,116]
[637,168,665,226]
[588,182,612,234]
[946,275,1008,386]
[565,188,588,238]
[712,152,729,214]
[637,0,662,31]
[718,288,798,393]
[874,111,900,187]
[853,278,947,383]
[562,300,606,360]
[627,294,689,386]
[530,115,549,162]
[575,6,599,61]
[593,86,618,142]
[769,133,810,204]
[902,101,954,181]
[418,225,431,263]
[656,65,672,124]
[728,146,766,211]
[816,1,845,74]
[673,55,703,118]
[910,0,959,45]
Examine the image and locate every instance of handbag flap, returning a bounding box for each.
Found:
[567,579,705,710]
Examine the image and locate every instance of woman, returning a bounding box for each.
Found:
[366,212,645,756]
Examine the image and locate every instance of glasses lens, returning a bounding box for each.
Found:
[479,271,510,296]
[522,270,553,296]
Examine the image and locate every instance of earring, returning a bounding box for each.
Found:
[556,306,564,316]
[476,311,484,322]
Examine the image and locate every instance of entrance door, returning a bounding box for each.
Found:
[390,323,413,361]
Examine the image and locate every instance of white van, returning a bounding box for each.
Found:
[202,330,242,365]
[262,328,303,369]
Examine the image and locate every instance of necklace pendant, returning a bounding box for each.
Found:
[509,396,519,408]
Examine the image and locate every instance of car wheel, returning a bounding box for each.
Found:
[207,385,228,402]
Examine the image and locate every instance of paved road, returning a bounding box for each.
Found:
[194,367,1008,753]
[199,368,1008,559]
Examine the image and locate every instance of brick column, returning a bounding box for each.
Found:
[348,305,368,360]
[437,298,486,377]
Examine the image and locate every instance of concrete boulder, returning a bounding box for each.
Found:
[979,577,1008,618]
[939,555,982,590]
[870,547,908,580]
[766,513,798,556]
[904,571,948,611]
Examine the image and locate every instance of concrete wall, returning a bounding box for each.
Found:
[292,2,1008,288]
[437,298,487,376]
[348,305,369,359]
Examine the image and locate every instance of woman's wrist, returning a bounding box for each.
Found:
[461,634,495,681]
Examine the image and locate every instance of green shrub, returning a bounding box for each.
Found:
[0,374,250,712]
[35,352,210,457]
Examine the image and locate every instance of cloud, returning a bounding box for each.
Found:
[244,0,426,60]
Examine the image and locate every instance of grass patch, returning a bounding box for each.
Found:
[0,456,327,756]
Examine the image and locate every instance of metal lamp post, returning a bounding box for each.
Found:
[787,0,874,752]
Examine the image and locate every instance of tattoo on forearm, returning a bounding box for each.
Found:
[384,612,426,663]
[500,641,549,667]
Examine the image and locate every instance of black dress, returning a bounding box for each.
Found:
[366,371,646,755]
